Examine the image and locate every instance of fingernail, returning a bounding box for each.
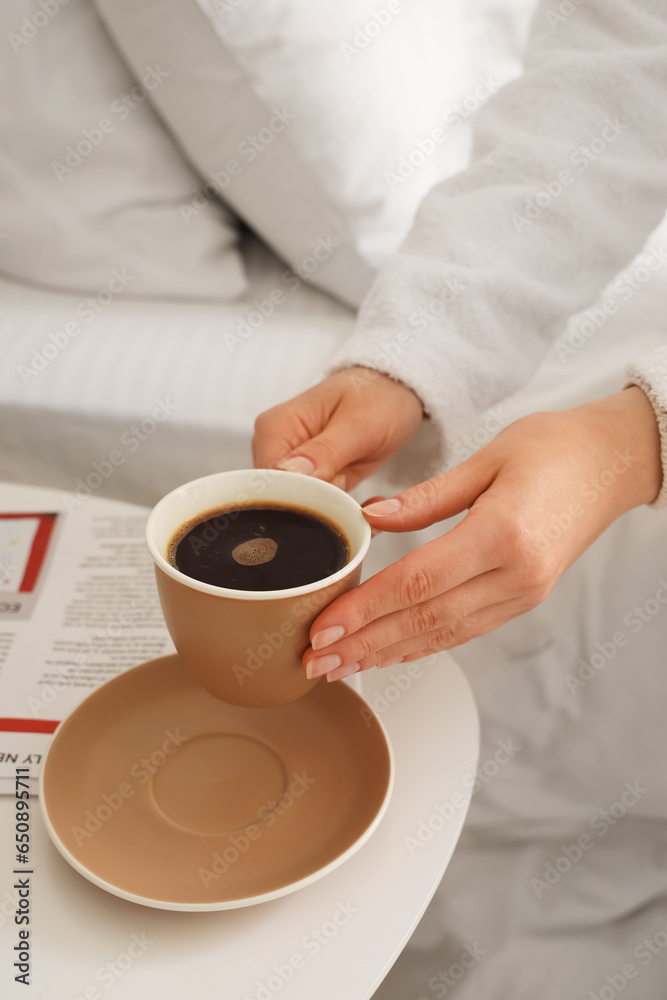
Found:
[362,498,402,517]
[278,455,316,475]
[327,662,361,683]
[331,474,347,490]
[311,625,345,650]
[380,657,404,669]
[306,653,342,679]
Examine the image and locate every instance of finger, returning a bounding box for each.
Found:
[309,510,502,649]
[326,661,362,683]
[304,568,510,677]
[253,375,353,470]
[394,597,529,662]
[361,456,497,532]
[324,597,528,679]
[252,401,312,471]
[275,408,382,484]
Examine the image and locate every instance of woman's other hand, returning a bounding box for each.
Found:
[252,367,423,490]
[302,387,662,681]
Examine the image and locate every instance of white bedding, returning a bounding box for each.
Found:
[0,235,350,498]
[0,0,246,301]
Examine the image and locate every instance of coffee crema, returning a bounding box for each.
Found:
[168,502,350,592]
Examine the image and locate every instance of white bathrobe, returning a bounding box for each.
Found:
[333,0,667,502]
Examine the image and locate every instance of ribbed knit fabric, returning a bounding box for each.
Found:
[626,348,667,507]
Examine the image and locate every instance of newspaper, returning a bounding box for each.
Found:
[0,487,174,793]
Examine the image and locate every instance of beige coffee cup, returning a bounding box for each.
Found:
[145,469,371,708]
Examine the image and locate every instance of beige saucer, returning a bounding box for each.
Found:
[39,655,393,910]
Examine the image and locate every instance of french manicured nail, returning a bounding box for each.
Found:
[277,455,316,475]
[311,625,345,650]
[362,498,402,517]
[327,662,361,683]
[306,653,342,679]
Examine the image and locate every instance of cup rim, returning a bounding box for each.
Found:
[145,470,372,602]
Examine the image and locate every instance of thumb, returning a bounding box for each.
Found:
[361,457,494,532]
[277,413,371,484]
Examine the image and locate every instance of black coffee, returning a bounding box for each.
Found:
[169,502,349,591]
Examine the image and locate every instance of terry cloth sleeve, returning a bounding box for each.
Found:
[626,346,667,508]
[331,0,667,466]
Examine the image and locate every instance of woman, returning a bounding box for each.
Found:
[252,0,667,678]
[253,1,667,995]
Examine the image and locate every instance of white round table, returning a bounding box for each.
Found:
[0,483,479,1000]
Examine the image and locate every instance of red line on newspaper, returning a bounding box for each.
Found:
[0,512,58,592]
[0,718,59,734]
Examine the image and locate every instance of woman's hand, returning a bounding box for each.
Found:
[252,367,423,490]
[303,387,662,682]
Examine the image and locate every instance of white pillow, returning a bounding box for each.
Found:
[93,0,468,306]
[0,0,246,300]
